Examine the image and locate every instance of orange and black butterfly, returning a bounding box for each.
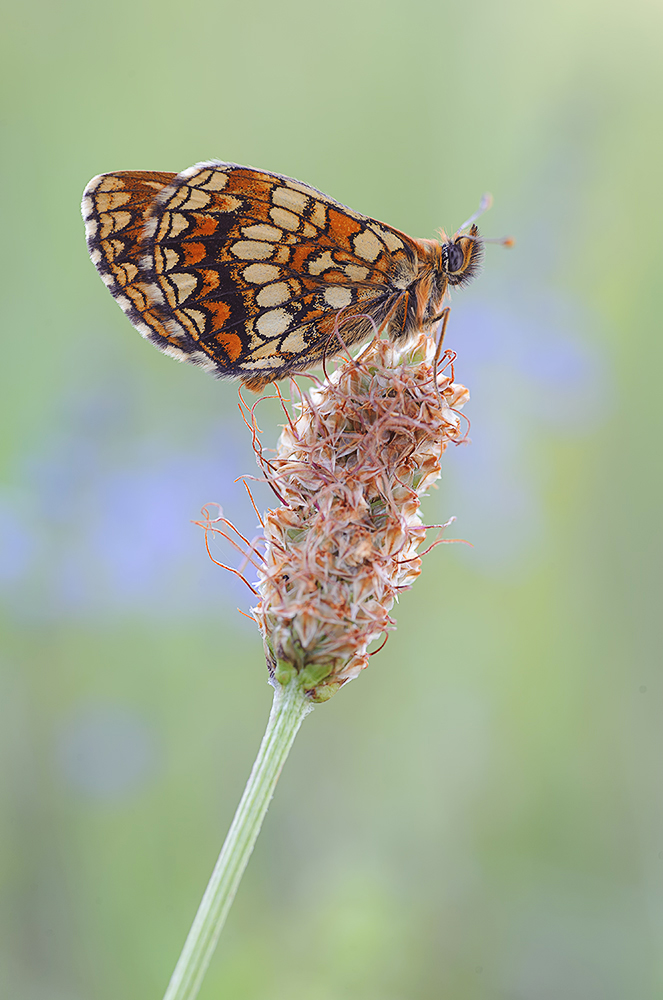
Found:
[82,161,487,392]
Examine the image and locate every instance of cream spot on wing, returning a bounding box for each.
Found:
[256,282,290,307]
[90,248,101,264]
[272,246,291,264]
[169,271,198,303]
[177,309,205,339]
[324,286,353,309]
[101,272,115,287]
[301,222,317,239]
[98,176,124,192]
[285,178,319,197]
[372,224,404,252]
[256,308,292,337]
[242,224,282,241]
[85,219,98,238]
[98,211,131,238]
[242,263,281,283]
[96,190,132,211]
[269,206,300,231]
[230,240,274,260]
[280,330,308,353]
[243,353,283,368]
[101,238,120,262]
[308,250,336,275]
[309,201,327,228]
[272,186,309,214]
[166,186,191,209]
[165,212,189,238]
[168,212,189,236]
[120,262,139,282]
[345,264,369,281]
[164,248,180,271]
[248,342,280,359]
[182,308,206,332]
[179,187,212,211]
[353,230,382,261]
[199,170,229,191]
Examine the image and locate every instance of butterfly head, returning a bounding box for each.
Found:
[439,223,484,288]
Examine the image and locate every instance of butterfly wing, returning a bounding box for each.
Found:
[81,170,203,363]
[83,161,421,388]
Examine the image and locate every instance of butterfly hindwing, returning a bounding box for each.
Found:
[81,171,204,362]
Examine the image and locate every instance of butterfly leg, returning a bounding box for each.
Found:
[431,306,451,365]
[321,290,411,377]
[379,290,409,339]
[429,307,451,408]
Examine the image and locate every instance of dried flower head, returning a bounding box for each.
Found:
[249,333,469,702]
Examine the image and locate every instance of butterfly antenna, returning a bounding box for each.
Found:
[453,193,515,247]
[455,192,493,237]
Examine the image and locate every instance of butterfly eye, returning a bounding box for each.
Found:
[444,242,465,274]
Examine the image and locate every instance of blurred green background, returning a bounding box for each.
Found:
[2,1,662,997]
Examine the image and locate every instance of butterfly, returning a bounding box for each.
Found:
[82,160,486,392]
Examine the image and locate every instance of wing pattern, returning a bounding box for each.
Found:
[83,161,423,389]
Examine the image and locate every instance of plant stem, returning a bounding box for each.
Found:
[162,678,314,1000]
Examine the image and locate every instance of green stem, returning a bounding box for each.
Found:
[162,678,314,1000]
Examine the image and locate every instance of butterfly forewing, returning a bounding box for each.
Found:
[83,161,425,388]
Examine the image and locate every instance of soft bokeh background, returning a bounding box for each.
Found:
[2,1,662,997]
